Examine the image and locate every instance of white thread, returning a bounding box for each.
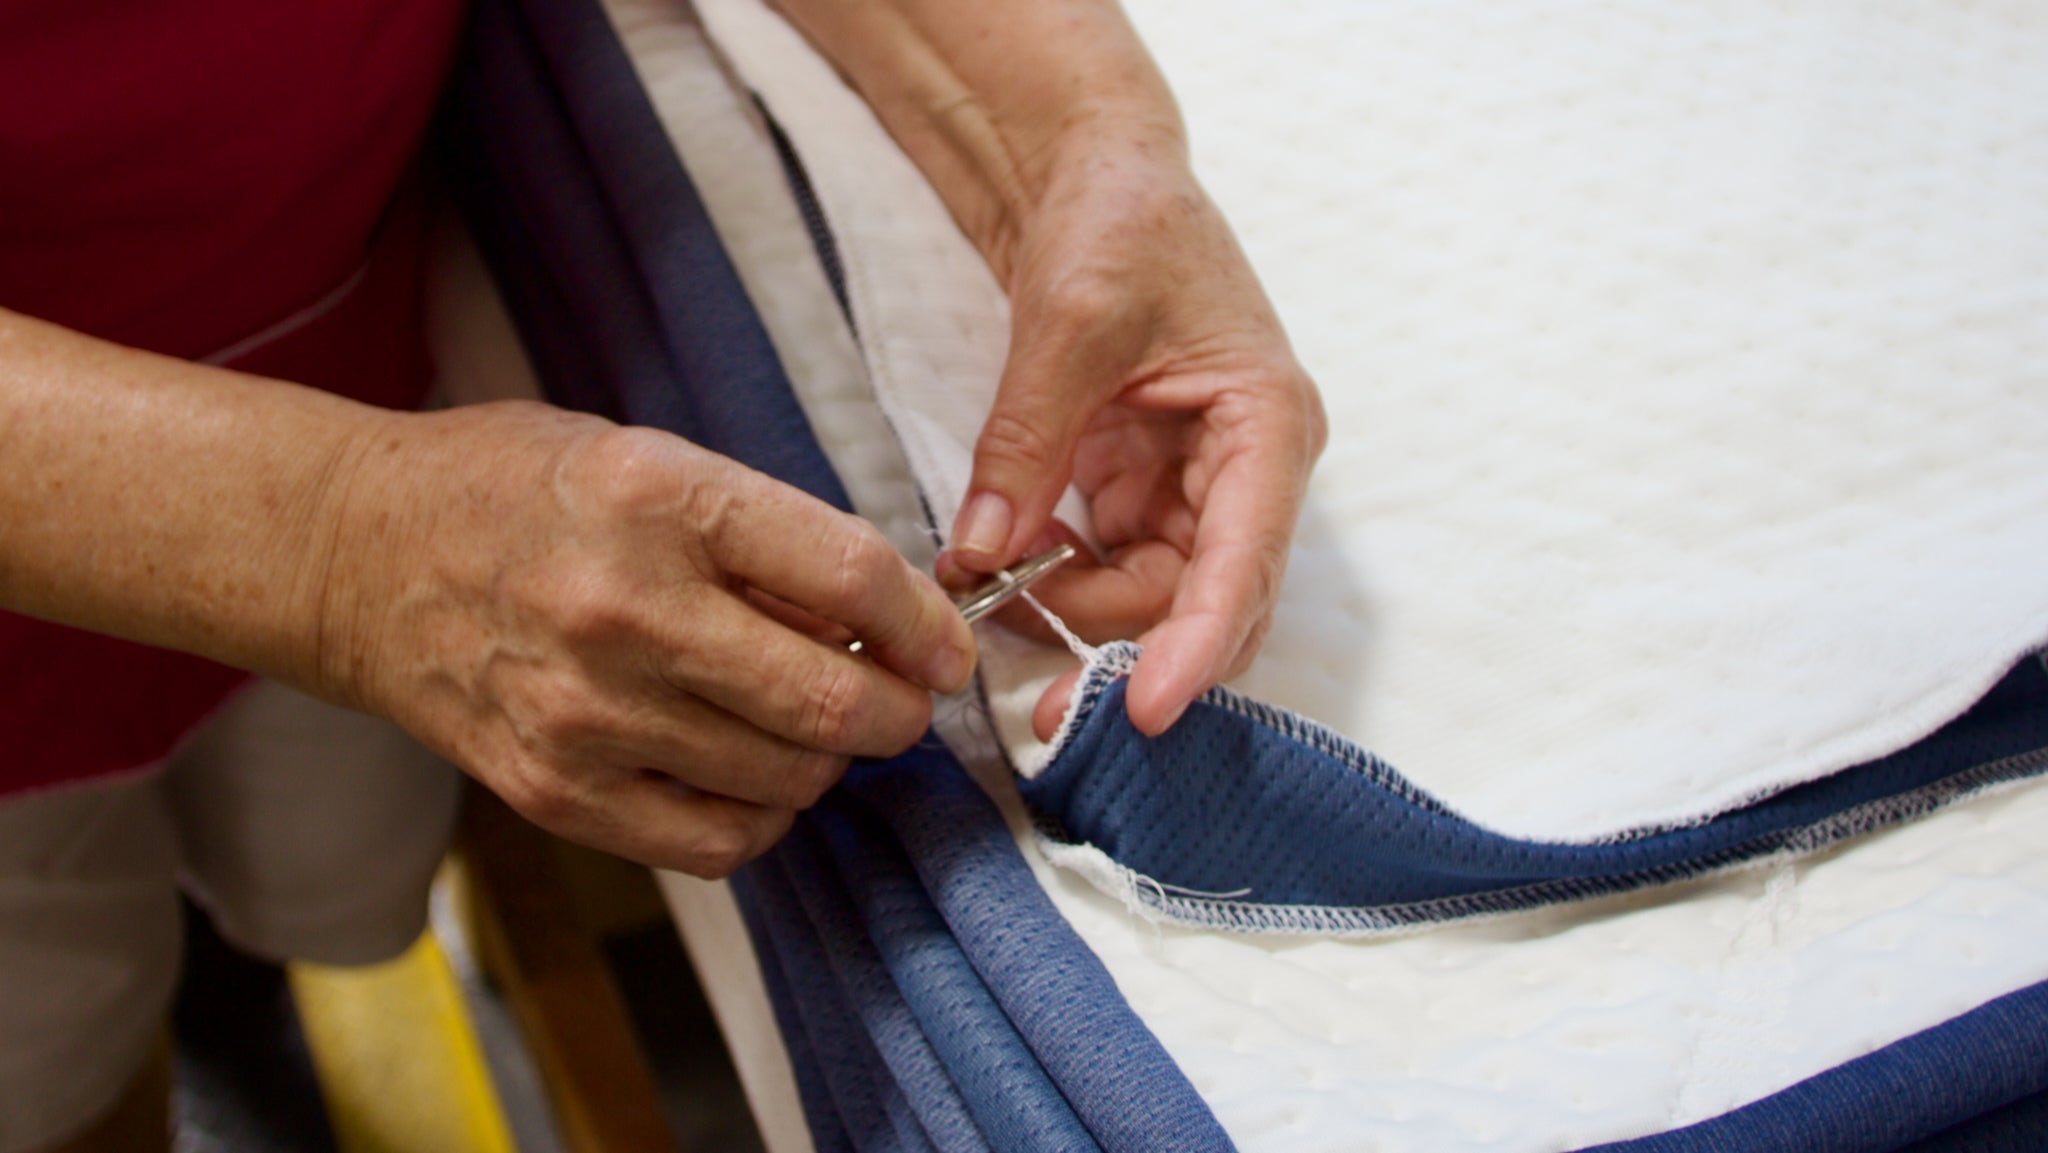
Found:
[1022,590,1100,663]
[1152,881,1255,900]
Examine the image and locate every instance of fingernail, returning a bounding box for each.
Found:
[921,640,976,694]
[954,492,1012,561]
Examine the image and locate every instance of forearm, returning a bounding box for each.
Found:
[769,0,1189,282]
[0,302,977,873]
[0,307,394,690]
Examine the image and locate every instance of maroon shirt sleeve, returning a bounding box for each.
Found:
[0,0,466,795]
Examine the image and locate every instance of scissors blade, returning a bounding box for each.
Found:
[954,542,1078,624]
[846,542,1077,655]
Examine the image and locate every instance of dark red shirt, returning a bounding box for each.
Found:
[0,0,466,794]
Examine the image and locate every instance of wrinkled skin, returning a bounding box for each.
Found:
[322,402,978,876]
[941,160,1327,738]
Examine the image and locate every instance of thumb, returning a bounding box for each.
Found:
[950,308,1124,573]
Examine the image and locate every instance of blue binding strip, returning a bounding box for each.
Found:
[742,857,938,1153]
[441,0,1233,1148]
[1024,644,2048,933]
[1583,976,2048,1152]
[843,752,1233,1152]
[810,792,1104,1152]
[729,868,863,1153]
[773,819,991,1153]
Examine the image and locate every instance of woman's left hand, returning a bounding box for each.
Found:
[940,150,1326,738]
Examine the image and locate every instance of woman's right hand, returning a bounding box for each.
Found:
[318,401,975,876]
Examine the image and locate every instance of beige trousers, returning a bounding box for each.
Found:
[0,681,459,1153]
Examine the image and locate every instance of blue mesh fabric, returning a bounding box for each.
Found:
[741,859,936,1153]
[1584,977,2048,1152]
[842,753,1232,1152]
[1023,644,2048,932]
[807,797,1103,1152]
[729,869,860,1153]
[772,821,991,1152]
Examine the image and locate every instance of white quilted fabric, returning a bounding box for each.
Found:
[1030,770,2048,1150]
[1142,0,2048,839]
[702,0,2048,840]
[608,1,2048,1148]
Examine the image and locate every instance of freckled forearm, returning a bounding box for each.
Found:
[0,306,400,686]
[767,0,1188,282]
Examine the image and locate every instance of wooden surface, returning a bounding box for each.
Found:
[456,787,677,1153]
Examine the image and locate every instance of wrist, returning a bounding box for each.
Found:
[296,405,429,711]
[981,113,1196,287]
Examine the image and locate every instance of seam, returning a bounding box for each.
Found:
[199,261,372,367]
[1032,744,2048,937]
[1037,642,2048,837]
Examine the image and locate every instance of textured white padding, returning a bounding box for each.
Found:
[1027,771,2048,1151]
[702,0,2048,840]
[1143,0,2048,839]
[635,1,2048,1148]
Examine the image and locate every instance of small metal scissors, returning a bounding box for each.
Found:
[846,543,1077,654]
[952,542,1078,624]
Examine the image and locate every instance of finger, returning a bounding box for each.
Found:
[987,538,1182,645]
[659,593,936,759]
[596,774,798,878]
[601,692,852,810]
[1086,462,1198,554]
[951,290,1141,573]
[1125,437,1307,735]
[936,518,1085,595]
[704,477,974,694]
[1033,668,1085,741]
[497,759,794,878]
[745,587,855,645]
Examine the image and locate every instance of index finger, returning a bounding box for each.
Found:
[703,469,976,695]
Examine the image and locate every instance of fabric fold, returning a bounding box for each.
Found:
[1024,644,2048,934]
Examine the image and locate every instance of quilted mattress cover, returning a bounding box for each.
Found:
[678,0,2048,1145]
[442,0,2048,1147]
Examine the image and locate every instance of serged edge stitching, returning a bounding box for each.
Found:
[1033,745,2048,937]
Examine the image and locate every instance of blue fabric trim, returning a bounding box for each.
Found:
[446,0,851,506]
[728,869,859,1153]
[1895,1083,2048,1153]
[840,752,1234,1153]
[807,796,1104,1152]
[439,0,643,426]
[773,820,992,1153]
[1024,642,2048,933]
[736,860,929,1152]
[1582,976,2048,1152]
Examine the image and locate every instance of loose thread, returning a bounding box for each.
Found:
[1022,590,1100,663]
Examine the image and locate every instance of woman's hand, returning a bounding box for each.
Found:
[768,0,1327,737]
[2,311,969,876]
[942,156,1326,737]
[320,402,975,875]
